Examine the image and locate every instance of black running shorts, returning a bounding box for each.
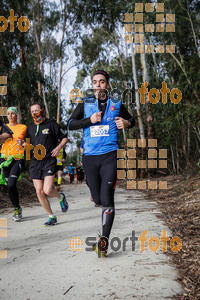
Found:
[56,165,63,172]
[29,158,57,180]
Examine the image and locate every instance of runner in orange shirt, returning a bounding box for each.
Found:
[0,107,27,221]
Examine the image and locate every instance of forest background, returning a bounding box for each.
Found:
[0,0,200,172]
[1,1,200,298]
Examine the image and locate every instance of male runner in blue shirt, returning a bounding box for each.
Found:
[67,70,135,256]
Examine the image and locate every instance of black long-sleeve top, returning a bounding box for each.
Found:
[67,98,135,130]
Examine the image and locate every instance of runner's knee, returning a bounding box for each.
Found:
[102,199,114,207]
[43,186,53,196]
[100,186,115,207]
[36,188,45,197]
[7,180,17,189]
[93,196,101,205]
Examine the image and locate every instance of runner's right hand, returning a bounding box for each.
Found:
[90,112,102,124]
[16,138,25,147]
[16,138,22,145]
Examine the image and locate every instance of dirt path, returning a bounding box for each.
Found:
[0,183,183,299]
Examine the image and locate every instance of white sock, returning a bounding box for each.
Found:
[49,214,54,218]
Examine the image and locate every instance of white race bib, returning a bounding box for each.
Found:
[90,125,110,137]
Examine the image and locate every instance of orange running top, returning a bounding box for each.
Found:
[1,123,27,158]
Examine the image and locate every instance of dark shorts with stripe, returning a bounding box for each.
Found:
[29,158,57,180]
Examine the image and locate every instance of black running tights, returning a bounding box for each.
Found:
[1,158,24,209]
[83,150,117,239]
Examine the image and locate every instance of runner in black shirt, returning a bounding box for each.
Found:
[21,103,69,226]
[25,119,67,159]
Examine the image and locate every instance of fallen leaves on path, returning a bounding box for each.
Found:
[146,175,200,300]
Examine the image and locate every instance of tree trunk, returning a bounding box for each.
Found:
[130,43,146,178]
[188,120,190,158]
[49,57,53,96]
[57,53,63,124]
[113,32,132,115]
[130,43,145,139]
[149,37,159,85]
[182,118,188,168]
[19,10,26,118]
[170,145,176,172]
[57,1,67,124]
[37,0,41,96]
[176,139,180,174]
[19,25,26,69]
[32,3,49,117]
[140,50,154,139]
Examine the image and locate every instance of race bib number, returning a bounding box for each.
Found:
[57,158,61,164]
[90,125,110,137]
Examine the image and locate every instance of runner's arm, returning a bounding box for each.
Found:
[17,127,29,147]
[0,122,13,143]
[67,103,92,130]
[51,137,68,157]
[51,121,68,157]
[118,104,135,128]
[0,132,12,144]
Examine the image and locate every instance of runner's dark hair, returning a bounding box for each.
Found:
[30,102,45,110]
[93,70,109,83]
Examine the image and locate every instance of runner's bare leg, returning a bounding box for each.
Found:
[33,179,53,215]
[43,175,61,199]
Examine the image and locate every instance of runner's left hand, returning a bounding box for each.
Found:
[51,146,60,157]
[115,117,130,129]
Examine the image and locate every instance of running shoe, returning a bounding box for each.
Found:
[59,192,68,213]
[13,207,22,222]
[93,236,109,257]
[43,216,57,227]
